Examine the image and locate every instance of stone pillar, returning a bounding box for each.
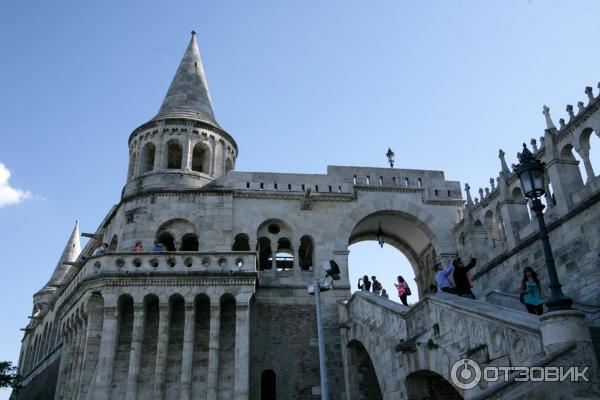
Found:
[539,310,591,350]
[577,146,595,182]
[233,302,251,400]
[90,306,118,400]
[156,138,165,170]
[333,250,350,287]
[271,245,277,270]
[153,303,170,399]
[180,302,196,400]
[182,136,192,171]
[70,321,87,399]
[65,327,80,400]
[293,247,301,277]
[77,310,102,399]
[206,304,221,399]
[125,304,145,400]
[55,330,72,400]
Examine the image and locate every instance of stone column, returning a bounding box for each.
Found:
[70,321,87,400]
[180,302,196,400]
[182,136,192,171]
[233,302,251,400]
[206,304,221,399]
[65,327,80,400]
[90,306,118,400]
[271,245,277,270]
[125,304,145,400]
[156,138,165,170]
[55,330,72,400]
[77,311,102,399]
[153,303,170,399]
[293,247,301,277]
[577,146,595,182]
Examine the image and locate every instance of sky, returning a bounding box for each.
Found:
[1,1,600,397]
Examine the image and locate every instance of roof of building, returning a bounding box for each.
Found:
[150,31,220,128]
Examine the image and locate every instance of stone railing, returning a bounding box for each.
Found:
[54,251,257,310]
[342,292,549,397]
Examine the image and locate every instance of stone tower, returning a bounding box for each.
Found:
[14,32,600,400]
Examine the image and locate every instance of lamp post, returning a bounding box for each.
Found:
[514,143,573,312]
[308,260,340,400]
[386,148,395,168]
[377,222,385,248]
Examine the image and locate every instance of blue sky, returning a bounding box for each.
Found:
[1,1,600,397]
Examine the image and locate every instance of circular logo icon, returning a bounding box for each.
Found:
[450,358,481,390]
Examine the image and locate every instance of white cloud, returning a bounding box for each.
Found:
[0,163,32,207]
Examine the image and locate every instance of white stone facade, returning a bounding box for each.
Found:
[13,33,600,400]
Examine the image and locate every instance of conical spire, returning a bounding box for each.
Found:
[43,220,81,289]
[152,31,220,127]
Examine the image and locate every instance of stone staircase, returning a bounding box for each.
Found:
[341,291,600,399]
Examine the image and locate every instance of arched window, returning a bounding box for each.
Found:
[298,235,314,270]
[276,238,293,270]
[180,233,199,251]
[167,140,183,169]
[232,233,250,251]
[140,143,156,173]
[156,232,176,251]
[191,142,210,173]
[261,370,276,400]
[108,235,118,251]
[128,152,137,179]
[225,158,234,173]
[257,237,272,270]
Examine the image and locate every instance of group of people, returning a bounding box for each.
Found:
[92,240,167,255]
[433,256,545,316]
[358,275,412,306]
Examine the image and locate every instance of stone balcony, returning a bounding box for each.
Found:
[55,251,257,307]
[84,251,257,275]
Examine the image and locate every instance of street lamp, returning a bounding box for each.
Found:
[386,148,395,168]
[514,143,573,312]
[308,260,340,400]
[377,222,385,248]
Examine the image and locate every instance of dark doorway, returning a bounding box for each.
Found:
[261,369,276,400]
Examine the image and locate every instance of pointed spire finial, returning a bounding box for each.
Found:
[566,104,575,121]
[578,101,585,114]
[530,138,538,152]
[585,86,594,103]
[499,149,509,173]
[465,183,473,207]
[152,32,220,127]
[489,177,495,190]
[542,105,556,130]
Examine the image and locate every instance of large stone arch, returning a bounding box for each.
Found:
[341,198,457,295]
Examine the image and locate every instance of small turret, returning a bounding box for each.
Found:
[33,220,81,304]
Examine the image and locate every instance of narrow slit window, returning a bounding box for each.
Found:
[418,178,422,187]
[246,182,250,189]
[353,175,357,185]
[328,185,332,193]
[366,176,370,185]
[405,178,409,187]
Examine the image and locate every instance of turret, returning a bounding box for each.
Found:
[33,220,81,305]
[123,32,238,198]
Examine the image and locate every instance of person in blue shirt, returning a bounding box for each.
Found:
[435,260,455,293]
[152,241,165,253]
[520,266,545,315]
